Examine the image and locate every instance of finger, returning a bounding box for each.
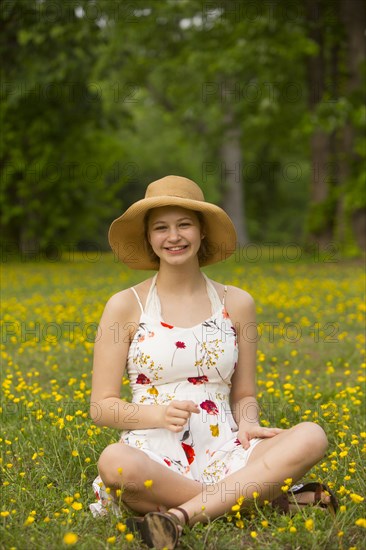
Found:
[258,429,282,438]
[168,424,183,432]
[239,434,250,450]
[167,414,188,426]
[175,400,199,412]
[168,408,191,420]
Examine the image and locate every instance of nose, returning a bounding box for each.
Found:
[167,226,181,241]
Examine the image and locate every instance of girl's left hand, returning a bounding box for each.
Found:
[237,424,284,450]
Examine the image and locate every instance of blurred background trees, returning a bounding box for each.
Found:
[1,0,365,255]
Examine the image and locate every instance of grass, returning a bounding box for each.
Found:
[1,251,365,549]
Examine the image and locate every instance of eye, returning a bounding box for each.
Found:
[154,226,166,231]
[179,222,191,227]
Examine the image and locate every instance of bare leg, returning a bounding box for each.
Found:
[167,422,329,525]
[98,422,328,521]
[98,442,203,514]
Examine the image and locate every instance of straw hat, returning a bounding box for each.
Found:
[108,175,237,269]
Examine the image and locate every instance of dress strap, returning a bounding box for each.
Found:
[222,285,228,306]
[130,287,144,313]
[202,273,223,313]
[144,274,161,319]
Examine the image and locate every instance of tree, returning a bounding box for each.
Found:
[0,0,127,253]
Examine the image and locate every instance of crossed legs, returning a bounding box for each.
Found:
[97,421,328,525]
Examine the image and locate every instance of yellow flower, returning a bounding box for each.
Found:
[125,533,134,542]
[24,516,35,526]
[236,519,244,529]
[210,424,219,437]
[117,467,123,475]
[1,511,10,517]
[261,520,268,528]
[231,504,240,512]
[289,526,297,533]
[64,497,74,505]
[107,536,116,543]
[63,533,78,545]
[305,519,314,532]
[252,491,259,499]
[144,479,153,488]
[250,531,257,538]
[71,502,82,511]
[355,518,366,528]
[71,450,79,457]
[350,493,364,504]
[116,489,122,497]
[147,386,158,395]
[116,523,126,532]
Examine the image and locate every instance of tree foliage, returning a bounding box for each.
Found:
[1,0,364,253]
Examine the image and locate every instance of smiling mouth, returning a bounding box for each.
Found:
[165,245,188,251]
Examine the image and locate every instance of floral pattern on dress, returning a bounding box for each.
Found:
[90,278,263,516]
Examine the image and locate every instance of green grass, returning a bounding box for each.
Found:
[1,253,365,549]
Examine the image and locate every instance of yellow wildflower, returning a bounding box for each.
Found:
[63,533,78,545]
[305,519,313,532]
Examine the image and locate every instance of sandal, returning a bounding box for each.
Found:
[272,482,338,516]
[126,506,189,549]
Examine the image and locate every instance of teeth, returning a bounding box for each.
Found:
[168,246,185,251]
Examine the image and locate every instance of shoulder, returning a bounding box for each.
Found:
[102,277,153,319]
[210,280,255,319]
[226,285,255,309]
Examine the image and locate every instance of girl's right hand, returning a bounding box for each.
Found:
[160,400,200,432]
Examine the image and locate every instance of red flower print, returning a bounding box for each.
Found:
[187,376,209,385]
[200,400,219,415]
[171,341,186,367]
[175,341,186,349]
[222,307,229,318]
[136,374,151,385]
[234,438,241,446]
[164,458,172,467]
[181,442,195,465]
[161,322,174,329]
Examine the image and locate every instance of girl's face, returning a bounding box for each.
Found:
[147,206,204,266]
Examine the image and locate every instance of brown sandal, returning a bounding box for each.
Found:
[272,482,338,516]
[126,506,189,549]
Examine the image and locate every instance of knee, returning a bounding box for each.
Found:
[295,422,328,461]
[98,443,140,488]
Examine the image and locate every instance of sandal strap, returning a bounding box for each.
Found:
[168,507,189,525]
[314,484,323,504]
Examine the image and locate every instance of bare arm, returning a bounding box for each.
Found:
[90,289,198,431]
[228,287,283,448]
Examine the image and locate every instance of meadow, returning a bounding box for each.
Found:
[1,250,365,549]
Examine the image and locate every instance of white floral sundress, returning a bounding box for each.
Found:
[90,274,263,516]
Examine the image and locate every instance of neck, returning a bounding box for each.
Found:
[155,264,206,294]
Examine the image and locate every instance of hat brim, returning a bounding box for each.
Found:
[108,196,237,269]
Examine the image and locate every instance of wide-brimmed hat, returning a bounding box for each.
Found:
[108,175,237,269]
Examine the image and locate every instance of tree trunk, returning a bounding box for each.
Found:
[339,0,366,250]
[219,82,248,246]
[305,0,334,247]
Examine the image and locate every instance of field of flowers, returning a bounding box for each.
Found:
[1,251,365,549]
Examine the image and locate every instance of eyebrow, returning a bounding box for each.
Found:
[151,216,193,225]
